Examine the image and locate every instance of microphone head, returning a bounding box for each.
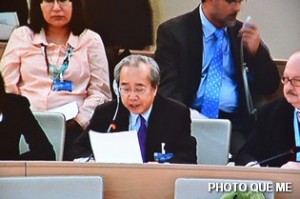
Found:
[110,123,117,131]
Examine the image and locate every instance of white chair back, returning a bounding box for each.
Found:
[19,112,66,161]
[191,119,231,165]
[0,176,103,199]
[175,178,275,199]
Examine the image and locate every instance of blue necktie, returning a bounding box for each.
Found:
[138,115,147,162]
[201,29,225,118]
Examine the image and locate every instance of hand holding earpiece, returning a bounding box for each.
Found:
[239,16,261,55]
[242,16,253,29]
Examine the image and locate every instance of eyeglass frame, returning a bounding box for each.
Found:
[41,0,72,6]
[281,76,300,87]
[119,86,148,96]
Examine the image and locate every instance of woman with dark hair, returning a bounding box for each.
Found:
[0,73,55,160]
[0,0,112,160]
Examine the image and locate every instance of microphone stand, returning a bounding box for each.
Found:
[249,148,295,167]
[86,82,120,162]
[106,97,119,132]
[107,80,120,132]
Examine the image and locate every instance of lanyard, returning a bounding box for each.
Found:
[293,110,300,161]
[41,44,73,81]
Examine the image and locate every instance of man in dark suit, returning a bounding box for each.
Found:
[155,0,280,159]
[0,73,55,160]
[68,55,197,164]
[236,51,300,168]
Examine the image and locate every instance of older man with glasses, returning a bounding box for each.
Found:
[68,55,197,164]
[235,51,300,168]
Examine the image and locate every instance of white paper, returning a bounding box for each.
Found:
[190,108,207,119]
[89,130,143,164]
[47,101,78,121]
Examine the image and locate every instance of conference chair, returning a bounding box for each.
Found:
[175,178,275,199]
[191,119,231,165]
[0,176,103,199]
[19,112,66,161]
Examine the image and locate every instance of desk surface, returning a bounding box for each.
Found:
[1,161,298,199]
[0,161,25,177]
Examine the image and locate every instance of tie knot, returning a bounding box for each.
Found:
[214,29,224,40]
[139,115,146,124]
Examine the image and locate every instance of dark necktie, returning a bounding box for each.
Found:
[138,115,147,162]
[201,29,225,118]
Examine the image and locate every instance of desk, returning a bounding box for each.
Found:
[0,162,293,199]
[0,161,25,177]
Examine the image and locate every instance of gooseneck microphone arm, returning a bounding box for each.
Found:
[249,147,300,167]
[106,97,120,132]
[107,80,120,132]
[85,81,120,162]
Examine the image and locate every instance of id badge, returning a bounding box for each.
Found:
[52,80,73,92]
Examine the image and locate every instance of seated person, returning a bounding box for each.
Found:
[68,55,197,164]
[235,51,300,168]
[155,0,280,159]
[0,0,112,159]
[0,73,55,160]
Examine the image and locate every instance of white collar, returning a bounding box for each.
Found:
[130,105,153,126]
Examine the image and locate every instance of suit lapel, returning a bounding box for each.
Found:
[227,22,247,113]
[146,95,165,159]
[227,24,242,72]
[188,7,204,99]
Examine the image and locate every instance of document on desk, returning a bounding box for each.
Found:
[47,101,78,121]
[89,130,143,164]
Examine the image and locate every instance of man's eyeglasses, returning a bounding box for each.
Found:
[281,77,300,87]
[42,0,71,6]
[119,86,147,96]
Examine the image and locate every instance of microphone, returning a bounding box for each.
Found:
[107,80,120,132]
[249,147,300,167]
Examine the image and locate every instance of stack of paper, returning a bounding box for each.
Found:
[89,130,143,164]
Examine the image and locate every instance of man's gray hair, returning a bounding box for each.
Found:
[114,54,160,88]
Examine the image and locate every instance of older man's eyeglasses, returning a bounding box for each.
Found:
[281,77,300,87]
[119,86,147,96]
[42,0,71,6]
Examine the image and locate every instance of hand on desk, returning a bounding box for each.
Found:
[73,156,95,163]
